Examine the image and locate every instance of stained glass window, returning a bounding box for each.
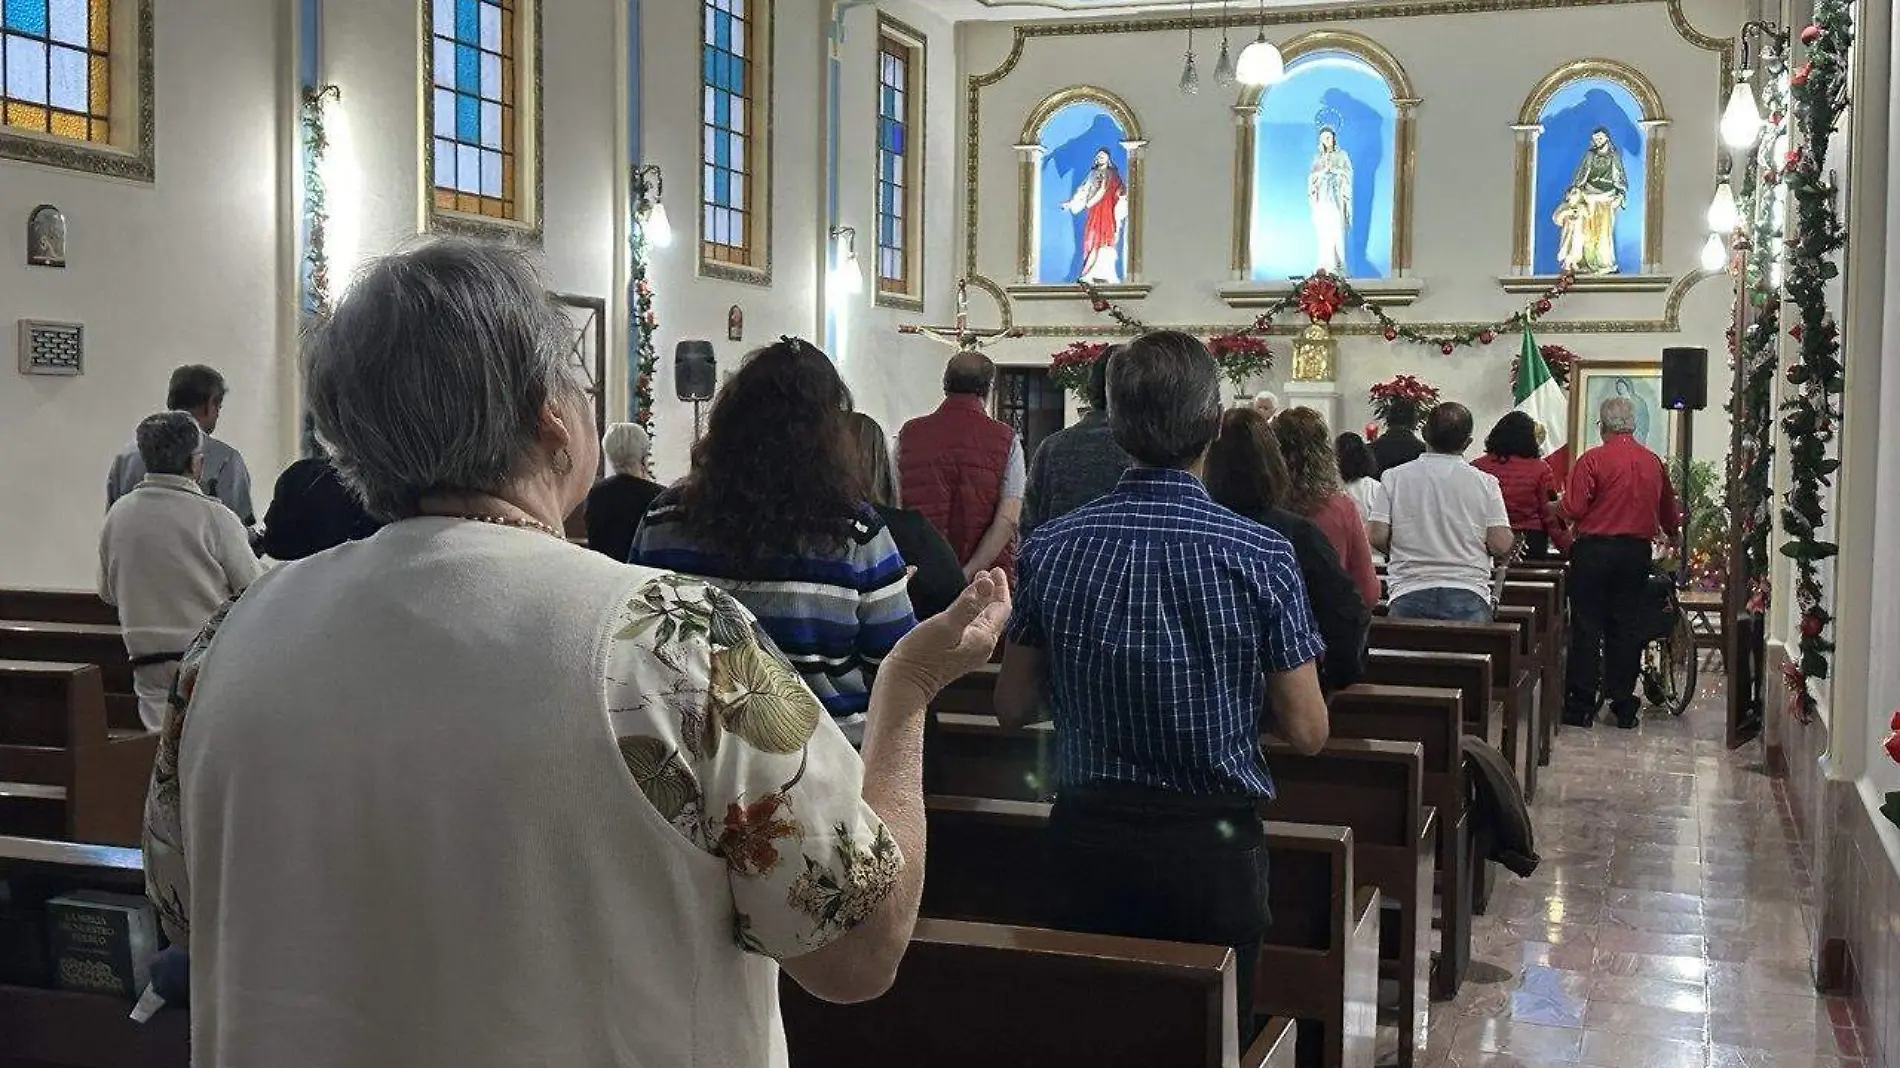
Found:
[702,0,759,270]
[431,0,517,220]
[1,0,112,144]
[875,32,914,295]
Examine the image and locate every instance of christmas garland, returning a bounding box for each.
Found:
[299,85,340,323]
[1047,334,1273,399]
[1729,35,1789,622]
[630,170,661,433]
[1082,270,1578,355]
[1778,4,1853,724]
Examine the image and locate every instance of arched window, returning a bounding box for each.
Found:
[426,0,542,239]
[0,0,153,180]
[1236,32,1415,282]
[1014,87,1145,290]
[1513,60,1667,280]
[700,0,772,284]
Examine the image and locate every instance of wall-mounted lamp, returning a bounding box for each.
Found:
[1235,0,1285,87]
[1720,21,1786,150]
[632,164,673,249]
[829,227,863,299]
[1706,178,1740,232]
[1699,233,1729,273]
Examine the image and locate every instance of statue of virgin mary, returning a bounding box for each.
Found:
[1308,122,1353,275]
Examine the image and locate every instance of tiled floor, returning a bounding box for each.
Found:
[1415,672,1874,1067]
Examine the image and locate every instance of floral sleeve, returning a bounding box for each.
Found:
[605,574,901,960]
[143,595,240,948]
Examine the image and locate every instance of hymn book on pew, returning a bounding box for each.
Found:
[47,889,158,1000]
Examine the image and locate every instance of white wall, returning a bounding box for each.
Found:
[954,0,1741,467]
[0,0,288,589]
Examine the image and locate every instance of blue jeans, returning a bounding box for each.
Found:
[1390,587,1494,622]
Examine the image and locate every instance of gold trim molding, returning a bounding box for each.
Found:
[1232,30,1419,278]
[1007,283,1153,301]
[0,0,156,181]
[1014,86,1148,287]
[1509,58,1668,274]
[1497,273,1673,293]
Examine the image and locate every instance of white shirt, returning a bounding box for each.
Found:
[1371,453,1509,602]
[1343,476,1386,523]
[98,475,261,657]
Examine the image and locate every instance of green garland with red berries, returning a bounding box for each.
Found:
[1778,3,1852,724]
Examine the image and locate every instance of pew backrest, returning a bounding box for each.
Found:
[0,621,132,696]
[0,590,118,627]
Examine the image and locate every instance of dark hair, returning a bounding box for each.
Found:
[1085,345,1120,411]
[167,365,226,412]
[1272,407,1342,516]
[1109,331,1223,468]
[136,411,204,476]
[1205,407,1290,518]
[943,351,996,397]
[846,410,897,509]
[1483,411,1542,460]
[678,338,866,570]
[1423,402,1475,453]
[1335,432,1380,482]
[1383,396,1421,429]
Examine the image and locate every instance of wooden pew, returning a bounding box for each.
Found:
[0,623,132,702]
[0,662,156,847]
[924,795,1379,1068]
[0,591,117,628]
[783,919,1299,1068]
[1368,620,1535,799]
[1362,650,1492,749]
[1501,580,1563,766]
[1325,685,1471,1002]
[1263,739,1434,1068]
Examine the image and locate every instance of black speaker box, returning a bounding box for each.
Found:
[675,341,717,402]
[1660,347,1708,411]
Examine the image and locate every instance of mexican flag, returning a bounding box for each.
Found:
[1517,331,1570,482]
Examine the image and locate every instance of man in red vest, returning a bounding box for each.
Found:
[897,352,1025,581]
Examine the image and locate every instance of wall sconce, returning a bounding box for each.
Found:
[632,164,673,249]
[1235,0,1285,87]
[829,227,863,299]
[1706,177,1740,232]
[1720,21,1785,149]
[1699,233,1729,273]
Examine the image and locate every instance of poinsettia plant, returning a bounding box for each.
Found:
[1883,710,1900,832]
[1511,344,1576,394]
[1206,333,1273,390]
[1368,374,1441,424]
[1049,341,1111,400]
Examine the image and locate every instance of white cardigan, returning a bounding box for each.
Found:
[98,475,261,657]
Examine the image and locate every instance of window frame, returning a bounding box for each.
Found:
[0,0,154,181]
[698,0,773,287]
[422,0,543,244]
[872,12,924,312]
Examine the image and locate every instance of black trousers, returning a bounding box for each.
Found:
[1519,530,1552,559]
[1565,535,1652,721]
[1049,784,1268,1045]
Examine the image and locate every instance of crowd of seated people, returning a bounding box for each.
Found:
[96,237,1694,1067]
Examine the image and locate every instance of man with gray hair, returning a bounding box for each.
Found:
[99,411,262,729]
[1560,394,1681,729]
[107,364,255,527]
[993,329,1329,1044]
[1252,390,1279,418]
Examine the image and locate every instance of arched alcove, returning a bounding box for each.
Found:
[1014,86,1147,289]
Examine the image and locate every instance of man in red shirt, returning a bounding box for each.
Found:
[1560,395,1682,729]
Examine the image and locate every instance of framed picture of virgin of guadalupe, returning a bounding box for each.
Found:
[1569,360,1674,460]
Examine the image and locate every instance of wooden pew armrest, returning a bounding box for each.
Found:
[1242,1015,1298,1068]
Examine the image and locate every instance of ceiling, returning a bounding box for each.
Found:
[937,0,1359,21]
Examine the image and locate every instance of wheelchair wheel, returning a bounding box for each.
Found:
[1643,591,1699,716]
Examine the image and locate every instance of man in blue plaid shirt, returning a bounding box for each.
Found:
[995,330,1329,1044]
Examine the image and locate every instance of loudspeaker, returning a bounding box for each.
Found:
[1660,347,1708,411]
[675,341,717,402]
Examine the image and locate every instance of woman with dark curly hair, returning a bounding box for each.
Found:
[1334,431,1385,523]
[1273,407,1381,607]
[1206,408,1368,692]
[631,338,919,744]
[1473,410,1568,557]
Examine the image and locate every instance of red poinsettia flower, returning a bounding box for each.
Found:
[1297,276,1347,323]
[1886,730,1900,766]
[1888,709,1900,732]
[718,792,800,877]
[1790,62,1813,87]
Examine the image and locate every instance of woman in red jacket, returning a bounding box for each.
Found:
[1273,407,1383,608]
[1472,411,1570,558]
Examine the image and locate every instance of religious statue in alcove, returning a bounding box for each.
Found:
[1307,115,1353,275]
[1553,127,1628,275]
[1062,148,1129,284]
[27,204,66,269]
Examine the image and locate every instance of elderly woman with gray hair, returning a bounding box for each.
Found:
[99,411,262,729]
[141,239,1010,1068]
[584,420,665,562]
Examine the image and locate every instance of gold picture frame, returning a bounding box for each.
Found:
[1568,359,1677,460]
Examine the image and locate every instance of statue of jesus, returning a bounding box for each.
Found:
[1553,127,1628,275]
[1063,148,1129,284]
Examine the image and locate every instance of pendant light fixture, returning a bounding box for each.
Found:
[1720,74,1764,149]
[1212,0,1236,88]
[1179,0,1200,95]
[1235,0,1284,87]
[1699,233,1728,273]
[1706,179,1740,232]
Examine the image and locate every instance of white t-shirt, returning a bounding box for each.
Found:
[1371,453,1509,601]
[1343,476,1386,523]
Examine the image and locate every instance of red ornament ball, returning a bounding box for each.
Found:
[1800,23,1823,44]
[1535,299,1553,313]
[1382,325,1398,342]
[1791,64,1812,87]
[1091,298,1109,313]
[1479,330,1496,345]
[1885,730,1900,766]
[1801,613,1825,638]
[1889,709,1900,732]
[1440,342,1455,356]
